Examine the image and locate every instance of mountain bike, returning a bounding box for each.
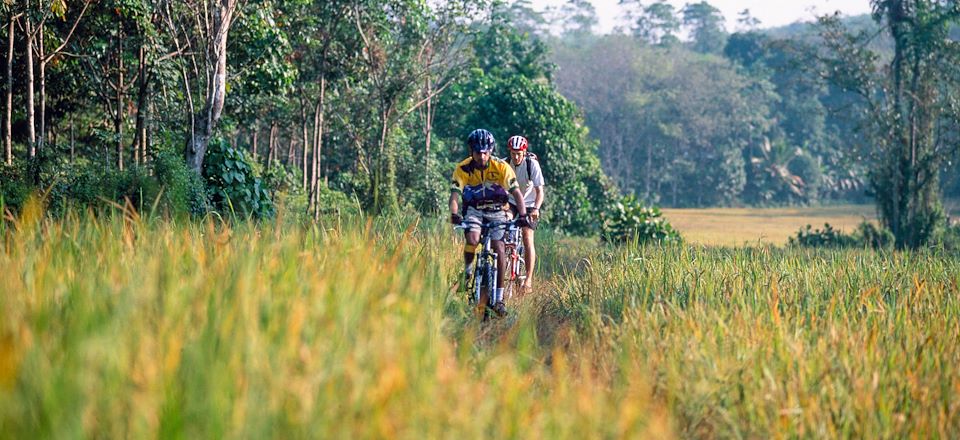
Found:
[502,223,527,300]
[455,219,518,319]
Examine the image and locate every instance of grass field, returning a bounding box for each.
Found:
[2,201,959,438]
[661,205,878,246]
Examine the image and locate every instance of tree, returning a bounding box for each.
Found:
[35,0,91,165]
[351,0,478,213]
[160,0,239,172]
[506,0,549,37]
[736,9,760,32]
[4,6,20,165]
[553,35,774,206]
[632,0,681,47]
[437,14,615,233]
[817,1,960,248]
[559,0,597,37]
[681,1,726,54]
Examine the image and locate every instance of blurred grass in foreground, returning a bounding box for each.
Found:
[0,202,668,439]
[2,199,959,438]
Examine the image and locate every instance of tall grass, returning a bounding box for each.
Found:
[548,243,960,438]
[3,201,958,438]
[0,203,669,438]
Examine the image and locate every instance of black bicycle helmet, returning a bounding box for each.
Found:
[467,129,496,153]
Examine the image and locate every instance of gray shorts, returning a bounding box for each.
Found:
[463,206,509,241]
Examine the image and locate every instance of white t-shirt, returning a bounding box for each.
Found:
[507,154,545,207]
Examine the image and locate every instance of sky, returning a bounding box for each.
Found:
[529,0,874,34]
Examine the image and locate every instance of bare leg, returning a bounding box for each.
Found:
[492,239,507,294]
[522,227,535,290]
[463,230,480,267]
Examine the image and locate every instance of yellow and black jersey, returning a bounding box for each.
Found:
[450,157,519,208]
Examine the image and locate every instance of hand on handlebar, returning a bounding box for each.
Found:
[515,215,532,229]
[451,213,463,225]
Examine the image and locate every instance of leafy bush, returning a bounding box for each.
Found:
[932,223,960,253]
[789,221,893,249]
[4,147,208,217]
[854,221,894,250]
[44,160,160,215]
[260,163,307,214]
[261,162,301,197]
[315,182,360,217]
[202,138,274,219]
[151,145,209,217]
[788,223,857,248]
[601,195,681,245]
[0,162,32,211]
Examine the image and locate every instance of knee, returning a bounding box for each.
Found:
[465,234,479,246]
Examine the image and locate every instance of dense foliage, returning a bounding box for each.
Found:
[2,0,958,245]
[2,0,623,234]
[549,30,869,208]
[202,139,274,219]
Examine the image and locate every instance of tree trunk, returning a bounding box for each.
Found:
[5,13,14,165]
[373,105,392,213]
[132,45,150,167]
[115,20,125,171]
[645,141,653,199]
[25,16,35,160]
[423,74,433,200]
[143,99,151,162]
[251,122,259,161]
[286,127,295,166]
[70,114,75,162]
[300,100,308,190]
[268,120,278,166]
[38,23,45,157]
[186,117,211,171]
[185,0,236,172]
[309,77,325,220]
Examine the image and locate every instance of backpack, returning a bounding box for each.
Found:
[524,153,538,180]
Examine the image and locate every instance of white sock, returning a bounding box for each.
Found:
[495,288,504,303]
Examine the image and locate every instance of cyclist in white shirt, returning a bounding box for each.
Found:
[505,135,544,294]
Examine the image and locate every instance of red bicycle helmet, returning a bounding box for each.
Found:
[507,135,528,151]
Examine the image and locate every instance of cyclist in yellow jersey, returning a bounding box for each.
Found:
[449,129,530,317]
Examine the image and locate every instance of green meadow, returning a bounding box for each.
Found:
[2,202,959,438]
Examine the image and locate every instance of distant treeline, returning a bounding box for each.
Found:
[539,2,960,208]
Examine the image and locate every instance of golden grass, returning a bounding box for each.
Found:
[0,207,673,439]
[662,205,877,246]
[2,201,958,438]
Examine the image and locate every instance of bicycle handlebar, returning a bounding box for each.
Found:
[453,218,519,232]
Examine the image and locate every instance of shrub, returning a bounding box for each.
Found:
[788,223,857,248]
[151,146,209,217]
[0,162,32,212]
[789,221,894,249]
[932,223,960,253]
[854,221,894,250]
[601,195,681,245]
[261,163,301,197]
[44,160,160,215]
[315,182,360,217]
[202,138,274,219]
